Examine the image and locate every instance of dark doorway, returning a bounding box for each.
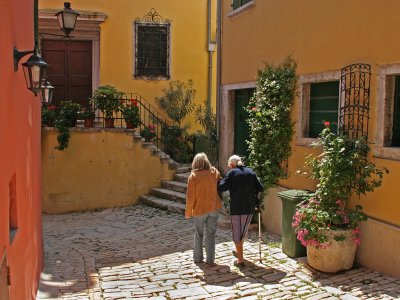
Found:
[234,88,255,159]
[42,40,92,107]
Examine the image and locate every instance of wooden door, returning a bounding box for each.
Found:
[234,88,254,159]
[42,40,92,107]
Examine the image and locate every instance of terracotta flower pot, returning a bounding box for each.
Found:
[126,122,136,129]
[84,118,94,128]
[307,229,357,273]
[105,118,114,128]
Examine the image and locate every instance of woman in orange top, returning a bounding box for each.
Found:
[185,152,222,265]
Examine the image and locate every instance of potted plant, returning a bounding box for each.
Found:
[121,99,140,129]
[292,122,388,273]
[41,105,58,127]
[140,124,157,142]
[80,108,96,128]
[90,85,123,128]
[59,101,81,127]
[53,101,81,150]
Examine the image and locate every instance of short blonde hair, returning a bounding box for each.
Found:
[228,155,243,167]
[192,152,211,170]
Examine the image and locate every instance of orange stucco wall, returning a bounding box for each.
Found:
[220,0,400,227]
[0,0,43,299]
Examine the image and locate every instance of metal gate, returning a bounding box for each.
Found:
[339,63,371,139]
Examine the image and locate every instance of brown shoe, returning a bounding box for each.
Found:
[233,260,245,268]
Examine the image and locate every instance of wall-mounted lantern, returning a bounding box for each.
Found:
[56,2,80,37]
[13,1,78,96]
[40,79,55,103]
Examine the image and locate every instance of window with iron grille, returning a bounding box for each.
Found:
[392,75,400,146]
[309,81,340,138]
[135,23,170,79]
[232,0,252,10]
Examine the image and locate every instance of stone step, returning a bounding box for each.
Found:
[139,195,231,229]
[174,172,191,183]
[175,164,191,174]
[139,195,185,214]
[161,180,187,194]
[149,187,186,203]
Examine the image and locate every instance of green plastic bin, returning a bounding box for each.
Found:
[278,189,312,258]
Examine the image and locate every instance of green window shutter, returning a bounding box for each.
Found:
[392,76,400,146]
[309,81,339,138]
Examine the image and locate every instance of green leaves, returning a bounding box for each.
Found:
[155,80,196,125]
[247,56,297,193]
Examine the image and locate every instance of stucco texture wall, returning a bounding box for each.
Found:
[220,0,400,227]
[39,0,218,132]
[41,129,175,214]
[0,0,43,298]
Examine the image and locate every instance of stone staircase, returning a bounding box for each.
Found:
[139,161,231,228]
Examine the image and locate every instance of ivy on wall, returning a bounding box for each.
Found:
[247,56,297,194]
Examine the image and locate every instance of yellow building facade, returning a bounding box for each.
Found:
[219,0,400,277]
[39,0,217,129]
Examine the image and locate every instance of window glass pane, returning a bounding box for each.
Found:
[136,24,169,78]
[309,81,339,138]
[392,76,400,146]
[232,0,251,10]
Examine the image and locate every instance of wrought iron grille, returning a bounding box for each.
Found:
[134,9,170,80]
[232,0,252,10]
[339,63,371,139]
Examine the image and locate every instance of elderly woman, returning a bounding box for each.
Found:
[218,155,263,267]
[185,153,222,265]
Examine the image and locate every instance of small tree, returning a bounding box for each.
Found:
[193,100,218,165]
[247,56,297,195]
[155,80,196,125]
[156,80,197,163]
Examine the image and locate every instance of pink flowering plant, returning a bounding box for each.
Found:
[140,124,157,142]
[293,122,388,248]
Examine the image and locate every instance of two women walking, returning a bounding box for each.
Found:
[185,153,263,267]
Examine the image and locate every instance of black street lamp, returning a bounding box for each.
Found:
[56,2,80,37]
[13,1,78,96]
[40,78,55,103]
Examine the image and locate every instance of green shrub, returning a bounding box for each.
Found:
[247,56,297,198]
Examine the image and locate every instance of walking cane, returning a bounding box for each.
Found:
[258,209,262,263]
[257,192,263,263]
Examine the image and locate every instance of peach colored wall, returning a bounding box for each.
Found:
[220,0,400,226]
[0,0,43,299]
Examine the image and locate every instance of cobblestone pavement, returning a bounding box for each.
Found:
[36,205,400,300]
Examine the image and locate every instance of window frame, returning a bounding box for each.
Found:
[228,0,255,17]
[374,64,400,160]
[133,22,171,80]
[297,70,341,146]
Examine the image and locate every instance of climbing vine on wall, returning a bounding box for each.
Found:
[247,56,297,194]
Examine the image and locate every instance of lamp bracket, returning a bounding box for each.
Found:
[13,48,34,71]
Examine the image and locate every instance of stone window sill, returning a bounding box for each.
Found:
[374,146,400,161]
[296,137,318,147]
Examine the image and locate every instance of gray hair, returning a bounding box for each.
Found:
[228,155,243,167]
[192,152,211,170]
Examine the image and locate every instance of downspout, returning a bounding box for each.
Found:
[216,0,222,168]
[207,0,214,136]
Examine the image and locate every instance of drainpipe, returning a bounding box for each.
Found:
[215,0,222,168]
[207,0,214,136]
